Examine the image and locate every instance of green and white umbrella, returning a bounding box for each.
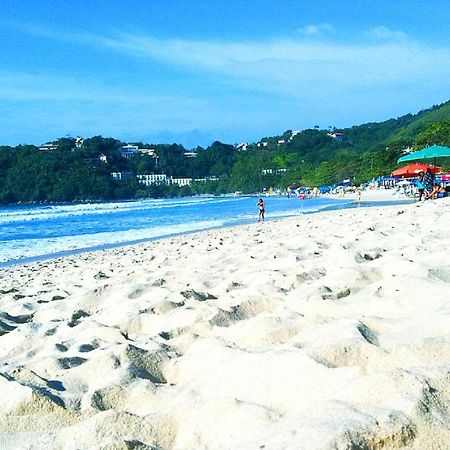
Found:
[398,145,450,164]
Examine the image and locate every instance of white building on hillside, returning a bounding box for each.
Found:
[139,148,156,157]
[327,132,345,142]
[194,176,218,182]
[262,168,287,175]
[171,177,192,186]
[137,174,193,187]
[137,174,168,186]
[111,172,133,180]
[119,144,139,159]
[39,143,58,151]
[75,137,84,148]
[235,143,249,151]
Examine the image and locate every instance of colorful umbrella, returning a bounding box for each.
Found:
[391,163,440,178]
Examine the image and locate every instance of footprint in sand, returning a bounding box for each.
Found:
[57,356,87,369]
[68,310,90,327]
[0,311,34,336]
[210,298,280,327]
[428,266,450,283]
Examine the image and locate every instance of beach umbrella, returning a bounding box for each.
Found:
[391,163,440,178]
[442,172,450,182]
[397,145,450,164]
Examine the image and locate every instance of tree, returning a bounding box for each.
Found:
[416,121,450,147]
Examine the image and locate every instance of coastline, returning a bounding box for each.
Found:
[0,190,413,268]
[1,197,448,449]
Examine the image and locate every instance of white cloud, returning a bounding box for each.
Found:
[296,23,334,37]
[365,26,409,41]
[2,21,450,145]
[4,21,450,98]
[88,32,450,99]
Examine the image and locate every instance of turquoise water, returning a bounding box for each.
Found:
[0,195,408,266]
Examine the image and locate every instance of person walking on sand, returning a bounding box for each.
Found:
[257,198,265,221]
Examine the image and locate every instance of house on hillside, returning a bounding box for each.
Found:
[39,143,58,151]
[119,144,139,159]
[288,131,300,141]
[327,131,345,142]
[75,137,84,148]
[194,176,218,182]
[235,143,249,151]
[183,152,198,158]
[111,172,133,181]
[262,168,287,175]
[257,141,268,148]
[139,148,156,157]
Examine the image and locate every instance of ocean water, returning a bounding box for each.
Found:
[0,195,353,266]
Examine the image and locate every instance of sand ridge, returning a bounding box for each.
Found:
[0,198,450,449]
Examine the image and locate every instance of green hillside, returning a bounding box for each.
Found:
[1,100,450,203]
[391,100,450,142]
[339,100,450,150]
[234,99,450,188]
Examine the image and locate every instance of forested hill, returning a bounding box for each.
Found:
[341,100,450,151]
[0,100,449,204]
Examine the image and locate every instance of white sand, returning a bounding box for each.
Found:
[1,198,449,449]
[334,187,413,203]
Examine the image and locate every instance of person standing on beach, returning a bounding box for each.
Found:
[424,168,435,199]
[416,172,426,201]
[257,198,265,221]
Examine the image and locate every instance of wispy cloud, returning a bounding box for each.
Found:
[296,23,334,37]
[0,70,209,109]
[365,26,409,41]
[2,20,450,145]
[3,20,450,97]
[88,32,450,99]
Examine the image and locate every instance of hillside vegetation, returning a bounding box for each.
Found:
[1,100,450,203]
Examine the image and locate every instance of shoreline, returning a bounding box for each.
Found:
[0,194,414,268]
[1,197,449,448]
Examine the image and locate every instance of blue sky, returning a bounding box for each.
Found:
[1,0,450,148]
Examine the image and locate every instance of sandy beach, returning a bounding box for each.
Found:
[1,197,450,449]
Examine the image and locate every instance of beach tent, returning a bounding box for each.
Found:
[398,145,450,164]
[396,180,412,187]
[392,163,440,178]
[373,176,397,188]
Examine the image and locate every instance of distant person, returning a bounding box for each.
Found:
[257,198,265,221]
[416,172,425,201]
[427,183,446,199]
[423,168,435,198]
